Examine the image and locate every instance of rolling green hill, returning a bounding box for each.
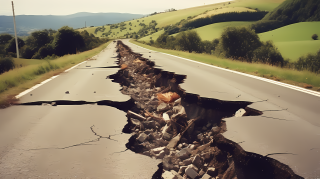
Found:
[229,0,285,11]
[258,22,320,61]
[263,0,320,23]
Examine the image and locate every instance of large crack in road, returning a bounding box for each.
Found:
[15,40,304,179]
[110,40,303,179]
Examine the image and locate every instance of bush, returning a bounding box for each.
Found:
[0,56,15,74]
[0,34,13,45]
[176,30,202,53]
[20,45,36,59]
[252,41,284,66]
[5,38,25,53]
[294,51,320,73]
[220,27,261,59]
[52,26,85,56]
[312,34,318,40]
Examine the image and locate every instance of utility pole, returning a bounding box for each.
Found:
[12,1,19,58]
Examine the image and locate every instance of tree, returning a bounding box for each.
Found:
[5,37,25,53]
[312,34,318,40]
[52,26,85,56]
[177,31,202,53]
[0,56,15,74]
[0,34,13,45]
[30,30,51,49]
[220,27,261,58]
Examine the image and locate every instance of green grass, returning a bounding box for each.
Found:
[130,39,320,89]
[229,0,285,11]
[258,22,320,61]
[139,29,165,43]
[76,2,231,39]
[0,41,111,107]
[173,21,256,41]
[192,7,256,20]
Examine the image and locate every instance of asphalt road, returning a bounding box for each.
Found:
[0,40,319,178]
[123,39,320,179]
[0,42,160,179]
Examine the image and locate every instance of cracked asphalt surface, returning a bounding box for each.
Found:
[0,40,319,178]
[0,43,160,178]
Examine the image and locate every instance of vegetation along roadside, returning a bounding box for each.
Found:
[130,39,320,92]
[0,41,111,108]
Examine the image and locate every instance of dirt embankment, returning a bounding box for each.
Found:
[109,40,303,179]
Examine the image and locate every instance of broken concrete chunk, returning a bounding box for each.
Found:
[171,170,184,179]
[235,108,246,117]
[162,170,177,179]
[192,155,202,168]
[206,167,217,177]
[187,164,199,172]
[178,166,187,176]
[201,174,212,179]
[202,126,207,131]
[163,131,172,141]
[171,105,187,120]
[162,124,170,134]
[156,150,166,159]
[167,133,181,149]
[136,133,148,143]
[151,146,165,154]
[185,165,199,179]
[211,126,220,134]
[206,123,212,128]
[163,113,170,123]
[157,102,171,112]
[180,158,193,166]
[176,148,191,160]
[173,98,181,106]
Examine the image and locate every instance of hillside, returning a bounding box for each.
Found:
[80,2,234,39]
[263,0,320,23]
[229,0,285,11]
[0,12,144,36]
[259,22,320,61]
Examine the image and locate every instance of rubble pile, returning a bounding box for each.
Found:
[109,41,302,179]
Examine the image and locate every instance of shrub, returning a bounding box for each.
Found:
[0,56,15,74]
[5,38,25,53]
[312,34,318,40]
[220,27,261,59]
[252,41,284,66]
[20,45,36,59]
[176,31,202,53]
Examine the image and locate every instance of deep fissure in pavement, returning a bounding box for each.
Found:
[111,40,303,179]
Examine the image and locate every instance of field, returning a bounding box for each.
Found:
[130,39,320,90]
[170,21,255,41]
[0,42,111,107]
[229,0,285,11]
[258,22,320,61]
[139,29,165,42]
[192,7,256,20]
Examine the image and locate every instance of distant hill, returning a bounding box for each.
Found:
[0,12,145,36]
[262,0,320,23]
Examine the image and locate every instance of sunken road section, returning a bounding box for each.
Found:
[109,40,303,179]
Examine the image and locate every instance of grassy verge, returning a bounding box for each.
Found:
[130,39,320,91]
[0,41,111,108]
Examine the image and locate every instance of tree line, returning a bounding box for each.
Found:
[0,26,108,74]
[143,27,319,74]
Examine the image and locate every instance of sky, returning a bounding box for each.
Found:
[1,0,232,16]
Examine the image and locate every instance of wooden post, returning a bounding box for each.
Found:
[12,1,19,58]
